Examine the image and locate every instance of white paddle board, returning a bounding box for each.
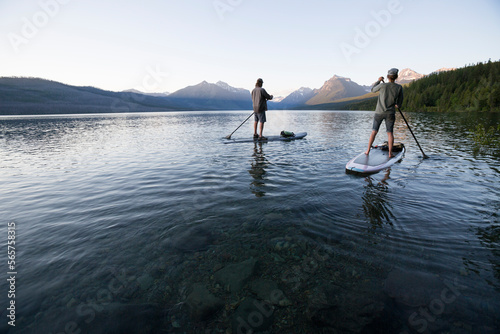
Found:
[346,143,405,174]
[224,132,307,144]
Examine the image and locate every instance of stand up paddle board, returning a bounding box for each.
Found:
[224,132,307,144]
[346,142,405,174]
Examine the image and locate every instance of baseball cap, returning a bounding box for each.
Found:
[388,68,399,76]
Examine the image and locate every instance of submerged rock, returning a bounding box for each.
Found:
[214,258,258,292]
[186,283,223,321]
[384,268,445,307]
[250,279,292,306]
[93,303,162,333]
[231,297,274,334]
[171,226,214,253]
[137,274,154,290]
[26,303,162,334]
[306,283,384,333]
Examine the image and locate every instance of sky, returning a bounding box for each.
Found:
[1,0,500,97]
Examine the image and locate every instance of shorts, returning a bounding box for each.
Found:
[372,113,395,133]
[254,111,266,123]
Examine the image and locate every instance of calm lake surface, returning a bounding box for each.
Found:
[0,110,499,333]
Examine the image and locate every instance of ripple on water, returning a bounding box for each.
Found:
[1,111,499,333]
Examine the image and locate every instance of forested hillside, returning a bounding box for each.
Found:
[0,77,251,115]
[404,60,500,112]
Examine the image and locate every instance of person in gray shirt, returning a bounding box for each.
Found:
[251,78,273,140]
[365,68,404,157]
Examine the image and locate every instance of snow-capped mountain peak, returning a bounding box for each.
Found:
[396,68,425,84]
[215,81,246,93]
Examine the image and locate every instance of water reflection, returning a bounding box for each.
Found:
[362,169,395,228]
[248,141,269,197]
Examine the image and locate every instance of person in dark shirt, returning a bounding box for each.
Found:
[251,78,273,140]
[365,68,404,157]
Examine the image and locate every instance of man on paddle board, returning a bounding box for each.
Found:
[365,68,404,158]
[251,78,273,140]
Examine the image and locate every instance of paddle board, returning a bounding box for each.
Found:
[346,143,405,174]
[224,132,307,144]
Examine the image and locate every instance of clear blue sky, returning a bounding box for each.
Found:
[1,0,499,96]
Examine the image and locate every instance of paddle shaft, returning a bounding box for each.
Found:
[226,112,254,139]
[398,108,428,158]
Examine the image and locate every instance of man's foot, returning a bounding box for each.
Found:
[253,134,259,139]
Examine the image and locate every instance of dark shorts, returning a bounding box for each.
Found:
[254,111,266,123]
[372,113,395,133]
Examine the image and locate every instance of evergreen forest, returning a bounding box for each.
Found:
[404,60,500,112]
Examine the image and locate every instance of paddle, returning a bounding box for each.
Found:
[397,107,429,159]
[225,112,254,139]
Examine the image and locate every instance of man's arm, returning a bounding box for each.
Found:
[262,89,273,100]
[371,77,384,93]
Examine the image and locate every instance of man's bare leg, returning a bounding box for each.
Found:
[365,130,378,155]
[259,122,265,138]
[387,132,394,157]
[254,121,259,137]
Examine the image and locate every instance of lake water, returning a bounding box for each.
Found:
[0,110,499,333]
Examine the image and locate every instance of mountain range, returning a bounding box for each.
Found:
[123,89,170,97]
[274,67,454,109]
[167,81,252,110]
[0,68,453,115]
